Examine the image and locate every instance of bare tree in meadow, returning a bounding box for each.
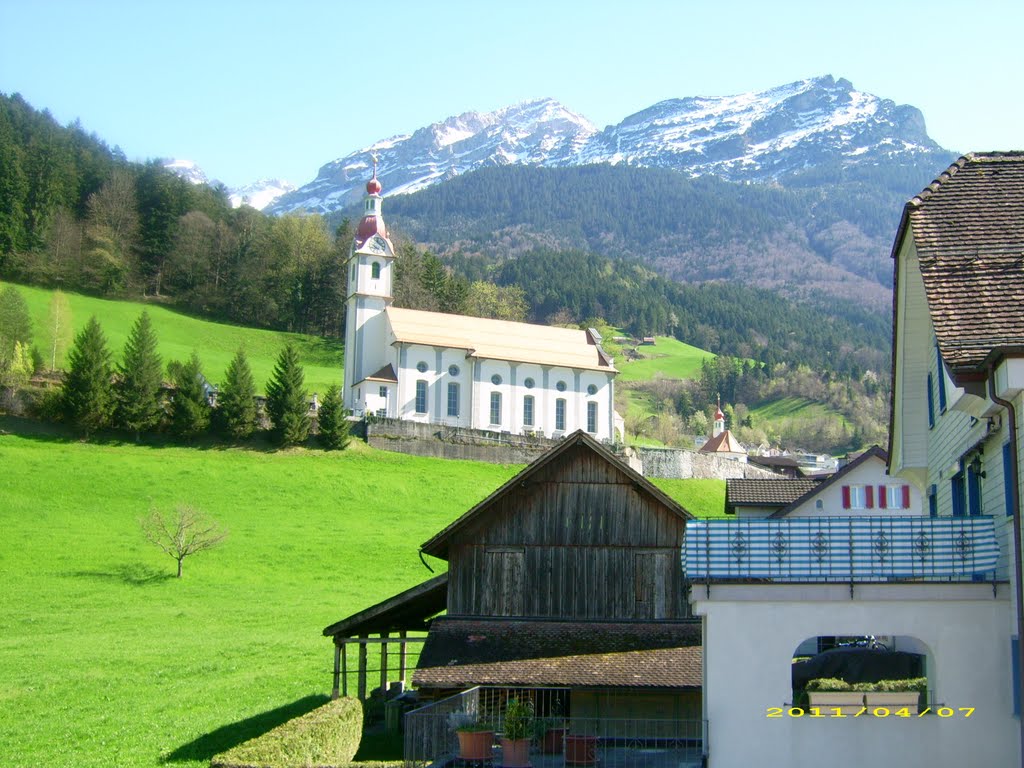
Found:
[141,504,227,578]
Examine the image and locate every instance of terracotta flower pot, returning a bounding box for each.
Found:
[500,737,531,768]
[540,726,567,754]
[457,730,495,761]
[565,734,598,766]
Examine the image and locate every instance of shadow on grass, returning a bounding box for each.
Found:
[163,694,330,764]
[66,563,174,586]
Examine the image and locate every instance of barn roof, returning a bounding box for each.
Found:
[419,431,692,560]
[322,572,447,638]
[414,618,702,689]
[386,307,617,372]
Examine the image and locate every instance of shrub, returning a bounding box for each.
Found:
[212,697,363,768]
[805,678,851,692]
[502,698,535,740]
[852,677,927,693]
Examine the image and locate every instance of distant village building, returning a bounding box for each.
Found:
[342,171,622,441]
[698,398,747,461]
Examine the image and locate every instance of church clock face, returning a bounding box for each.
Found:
[368,235,388,254]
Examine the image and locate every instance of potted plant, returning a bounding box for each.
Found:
[853,677,926,715]
[536,698,567,755]
[500,698,535,768]
[450,711,495,762]
[805,678,863,714]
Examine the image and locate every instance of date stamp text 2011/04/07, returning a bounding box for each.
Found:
[767,707,975,718]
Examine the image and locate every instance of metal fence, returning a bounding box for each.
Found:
[404,687,707,768]
[683,515,1003,582]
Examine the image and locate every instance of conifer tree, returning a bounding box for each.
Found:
[169,352,210,438]
[0,285,33,355]
[316,384,350,450]
[265,344,309,446]
[115,311,163,439]
[216,347,257,440]
[60,315,114,436]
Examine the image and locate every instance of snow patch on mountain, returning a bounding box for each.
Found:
[228,179,297,210]
[162,159,210,186]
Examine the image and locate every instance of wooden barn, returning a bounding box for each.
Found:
[324,431,705,765]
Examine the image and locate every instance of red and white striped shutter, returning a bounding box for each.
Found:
[902,485,911,509]
[865,485,874,509]
[842,486,851,509]
[878,485,887,509]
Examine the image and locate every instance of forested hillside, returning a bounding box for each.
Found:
[381,162,950,312]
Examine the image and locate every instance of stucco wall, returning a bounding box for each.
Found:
[630,447,779,480]
[691,583,1017,768]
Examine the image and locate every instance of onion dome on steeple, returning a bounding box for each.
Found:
[355,154,388,247]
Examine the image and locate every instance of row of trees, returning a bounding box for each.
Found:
[50,311,351,449]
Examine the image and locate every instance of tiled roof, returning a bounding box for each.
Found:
[726,479,821,508]
[900,152,1024,376]
[386,307,617,373]
[414,618,702,689]
[699,430,746,454]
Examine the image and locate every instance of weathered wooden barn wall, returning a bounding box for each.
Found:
[446,444,690,620]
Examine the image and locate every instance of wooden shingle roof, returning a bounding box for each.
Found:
[893,152,1024,379]
[414,618,702,689]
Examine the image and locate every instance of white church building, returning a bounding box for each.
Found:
[342,173,622,442]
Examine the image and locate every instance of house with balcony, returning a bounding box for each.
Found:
[683,153,1022,768]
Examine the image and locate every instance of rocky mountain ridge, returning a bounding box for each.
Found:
[268,75,947,215]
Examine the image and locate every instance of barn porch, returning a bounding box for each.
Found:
[322,572,448,700]
[404,685,707,768]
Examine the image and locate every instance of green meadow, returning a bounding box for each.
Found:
[616,336,715,382]
[0,424,724,768]
[750,396,848,425]
[1,281,345,395]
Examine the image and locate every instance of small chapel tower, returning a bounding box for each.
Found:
[712,395,726,438]
[342,160,397,413]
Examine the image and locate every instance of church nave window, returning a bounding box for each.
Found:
[415,380,428,414]
[490,392,502,425]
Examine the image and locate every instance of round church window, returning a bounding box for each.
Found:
[587,384,598,395]
[416,361,428,373]
[448,365,460,377]
[556,381,567,392]
[524,377,535,389]
[491,374,503,386]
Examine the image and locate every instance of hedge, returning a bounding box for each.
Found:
[212,697,363,768]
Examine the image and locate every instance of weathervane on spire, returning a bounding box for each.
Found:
[370,151,379,179]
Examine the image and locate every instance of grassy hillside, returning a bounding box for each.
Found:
[1,281,345,395]
[0,425,724,768]
[617,336,715,382]
[751,396,848,426]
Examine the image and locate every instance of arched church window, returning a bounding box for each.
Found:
[371,262,381,280]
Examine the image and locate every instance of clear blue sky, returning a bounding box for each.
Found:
[1,0,1020,189]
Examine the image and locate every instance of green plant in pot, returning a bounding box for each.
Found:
[536,698,567,755]
[450,711,495,761]
[853,677,926,714]
[805,677,863,714]
[500,698,535,768]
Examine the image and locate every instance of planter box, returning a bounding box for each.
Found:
[565,734,598,766]
[864,691,920,715]
[807,691,864,715]
[457,730,495,762]
[500,737,531,768]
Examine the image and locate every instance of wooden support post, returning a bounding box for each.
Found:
[342,641,349,697]
[332,642,341,700]
[399,630,408,687]
[380,632,389,697]
[358,635,368,700]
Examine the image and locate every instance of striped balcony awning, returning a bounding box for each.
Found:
[682,516,1000,582]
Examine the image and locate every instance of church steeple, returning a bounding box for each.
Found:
[713,395,726,438]
[355,153,387,246]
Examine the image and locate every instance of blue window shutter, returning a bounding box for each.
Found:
[936,345,947,412]
[968,467,982,517]
[1005,442,1016,518]
[928,488,937,518]
[951,471,966,518]
[1013,636,1021,716]
[927,373,935,428]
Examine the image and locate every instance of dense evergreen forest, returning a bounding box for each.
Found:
[381,162,950,311]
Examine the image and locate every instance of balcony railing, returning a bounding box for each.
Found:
[682,516,1002,582]
[404,686,707,768]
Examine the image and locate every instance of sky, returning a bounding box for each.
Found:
[1,0,1021,189]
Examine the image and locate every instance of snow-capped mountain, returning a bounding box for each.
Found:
[228,179,297,211]
[268,76,945,215]
[162,158,211,186]
[161,160,294,211]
